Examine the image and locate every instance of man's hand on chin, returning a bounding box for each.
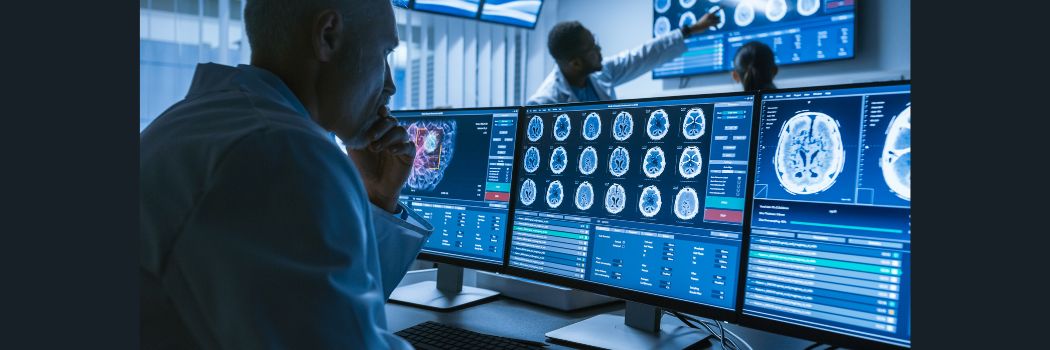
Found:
[346,106,416,213]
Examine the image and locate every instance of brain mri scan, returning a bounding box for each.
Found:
[527,115,543,142]
[655,0,671,13]
[774,111,846,195]
[653,16,672,37]
[734,2,755,27]
[554,114,572,141]
[881,105,911,201]
[679,0,697,9]
[647,109,670,140]
[546,180,565,208]
[523,146,540,173]
[575,181,595,210]
[604,183,627,214]
[520,178,537,206]
[583,112,602,141]
[609,146,631,177]
[673,187,700,220]
[766,0,787,22]
[797,0,820,16]
[682,107,706,140]
[579,146,599,175]
[706,6,726,31]
[643,147,666,178]
[405,120,456,191]
[550,146,569,174]
[612,111,634,141]
[639,185,663,218]
[679,11,696,29]
[679,146,704,179]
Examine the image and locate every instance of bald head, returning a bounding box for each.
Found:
[244,0,395,63]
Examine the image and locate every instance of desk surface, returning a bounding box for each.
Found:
[386,296,823,349]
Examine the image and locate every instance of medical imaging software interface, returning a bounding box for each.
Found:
[394,108,519,264]
[651,0,855,78]
[743,84,910,347]
[510,95,755,310]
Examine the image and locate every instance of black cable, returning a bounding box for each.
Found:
[672,311,743,350]
[803,343,824,350]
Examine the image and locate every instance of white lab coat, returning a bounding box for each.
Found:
[526,29,689,105]
[140,63,433,349]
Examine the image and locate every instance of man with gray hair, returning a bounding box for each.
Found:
[140,0,431,348]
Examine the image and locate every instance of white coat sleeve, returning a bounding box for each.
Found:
[165,128,414,350]
[600,29,688,86]
[371,201,434,299]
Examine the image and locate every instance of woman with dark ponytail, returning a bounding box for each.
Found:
[732,41,778,92]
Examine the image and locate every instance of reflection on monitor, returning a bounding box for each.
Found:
[510,94,756,312]
[393,108,519,265]
[413,0,482,19]
[652,0,856,78]
[743,83,911,348]
[479,0,545,28]
[392,0,409,9]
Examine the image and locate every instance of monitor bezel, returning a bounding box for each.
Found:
[650,0,861,80]
[390,105,523,274]
[477,0,547,29]
[503,90,762,323]
[734,79,911,350]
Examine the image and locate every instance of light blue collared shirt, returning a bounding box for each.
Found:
[140,63,432,349]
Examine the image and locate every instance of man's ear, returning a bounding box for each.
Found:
[313,9,344,62]
[731,70,741,83]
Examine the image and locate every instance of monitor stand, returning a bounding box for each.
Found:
[546,301,714,350]
[388,263,500,311]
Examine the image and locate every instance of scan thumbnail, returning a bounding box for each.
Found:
[881,105,911,201]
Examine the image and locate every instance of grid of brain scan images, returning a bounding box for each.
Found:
[510,94,756,310]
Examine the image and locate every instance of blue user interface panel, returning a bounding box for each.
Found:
[412,0,482,19]
[652,0,856,78]
[743,83,910,347]
[510,95,756,310]
[480,0,545,28]
[393,108,519,265]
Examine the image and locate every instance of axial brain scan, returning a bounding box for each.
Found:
[679,146,704,179]
[766,0,787,22]
[575,181,595,210]
[734,2,755,27]
[579,146,598,175]
[523,146,540,173]
[639,185,663,218]
[613,111,634,141]
[550,146,569,174]
[609,146,631,177]
[406,120,456,191]
[654,16,671,37]
[797,0,820,16]
[547,180,565,208]
[706,6,726,31]
[520,178,537,206]
[647,109,670,140]
[679,0,697,9]
[527,115,543,142]
[673,187,700,220]
[679,11,696,29]
[554,114,572,141]
[881,105,911,201]
[605,183,627,214]
[583,112,602,141]
[774,111,846,195]
[655,0,671,13]
[643,147,666,178]
[682,107,706,140]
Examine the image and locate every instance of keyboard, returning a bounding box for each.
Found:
[395,321,547,350]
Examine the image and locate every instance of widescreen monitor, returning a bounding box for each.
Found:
[392,107,519,269]
[652,0,856,78]
[506,92,758,320]
[411,0,483,19]
[740,81,911,349]
[479,0,546,29]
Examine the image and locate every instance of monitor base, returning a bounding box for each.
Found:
[546,302,713,350]
[388,264,499,311]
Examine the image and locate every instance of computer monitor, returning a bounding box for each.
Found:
[388,106,520,310]
[506,93,759,348]
[411,0,483,20]
[651,0,857,78]
[479,0,547,29]
[739,81,910,349]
